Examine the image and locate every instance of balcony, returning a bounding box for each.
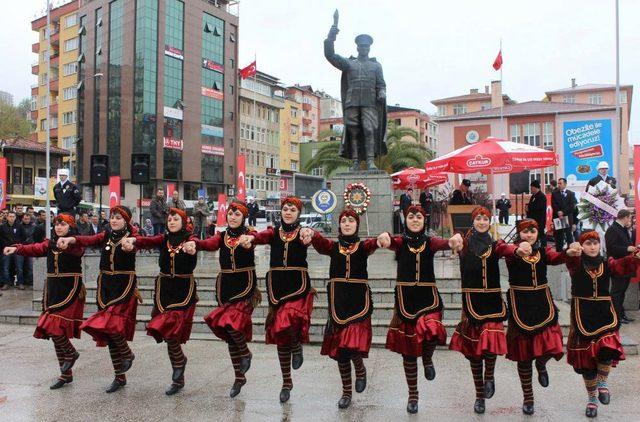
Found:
[50,102,58,114]
[50,78,59,92]
[32,42,40,53]
[302,131,313,137]
[50,30,60,45]
[50,54,59,66]
[302,103,312,112]
[31,84,39,95]
[30,110,38,120]
[302,117,312,125]
[50,128,58,138]
[31,62,39,75]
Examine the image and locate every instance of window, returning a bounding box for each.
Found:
[620,91,628,104]
[510,124,520,143]
[65,13,78,28]
[544,169,555,187]
[437,105,446,116]
[62,136,76,149]
[523,123,540,147]
[23,168,33,186]
[291,107,298,118]
[290,125,298,135]
[39,95,49,108]
[588,94,603,105]
[563,95,576,104]
[12,167,22,185]
[64,37,79,52]
[38,168,47,178]
[529,170,541,187]
[481,102,492,110]
[453,104,467,115]
[290,143,298,153]
[30,97,37,111]
[311,167,323,176]
[40,72,48,86]
[291,161,298,171]
[63,111,77,125]
[543,122,553,149]
[63,87,77,101]
[40,119,46,130]
[63,62,78,76]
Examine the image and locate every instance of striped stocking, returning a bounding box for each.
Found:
[469,358,484,399]
[403,355,419,404]
[277,345,293,390]
[338,359,352,399]
[517,361,534,406]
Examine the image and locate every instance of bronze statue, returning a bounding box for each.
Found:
[324,10,387,171]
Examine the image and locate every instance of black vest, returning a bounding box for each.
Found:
[266,227,310,306]
[394,238,442,321]
[99,232,136,272]
[216,231,256,305]
[43,243,83,312]
[327,241,372,326]
[97,231,137,310]
[460,243,507,323]
[570,261,618,339]
[154,236,198,312]
[506,248,558,333]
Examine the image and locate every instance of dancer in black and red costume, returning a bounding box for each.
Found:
[376,205,462,413]
[501,218,567,415]
[123,208,198,396]
[57,206,139,393]
[183,200,260,398]
[4,214,85,389]
[246,196,315,403]
[449,206,512,414]
[565,231,640,418]
[300,208,382,410]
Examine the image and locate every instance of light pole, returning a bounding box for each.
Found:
[45,1,51,239]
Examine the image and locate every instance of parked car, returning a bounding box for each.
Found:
[300,213,323,227]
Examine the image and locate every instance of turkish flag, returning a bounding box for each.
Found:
[109,176,121,208]
[492,50,503,70]
[166,183,176,199]
[216,193,227,228]
[236,154,246,201]
[239,61,257,79]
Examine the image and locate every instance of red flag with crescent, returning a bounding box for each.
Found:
[216,193,227,228]
[239,61,256,79]
[237,154,246,201]
[109,176,120,208]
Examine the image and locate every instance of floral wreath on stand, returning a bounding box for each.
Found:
[576,180,626,232]
[343,183,371,215]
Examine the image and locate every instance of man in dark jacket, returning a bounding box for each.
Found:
[551,177,577,251]
[449,179,474,205]
[526,180,547,246]
[247,198,259,227]
[419,189,433,230]
[605,209,636,323]
[149,188,169,235]
[496,193,511,225]
[20,213,35,287]
[399,188,413,225]
[53,170,82,215]
[32,210,47,243]
[76,211,95,236]
[0,211,26,290]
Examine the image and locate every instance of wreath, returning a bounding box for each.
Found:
[576,180,625,231]
[343,183,371,215]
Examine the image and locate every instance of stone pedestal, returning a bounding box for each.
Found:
[329,171,393,237]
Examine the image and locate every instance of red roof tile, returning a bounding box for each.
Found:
[0,138,70,155]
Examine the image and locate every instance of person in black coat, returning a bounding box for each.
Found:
[32,210,47,243]
[0,211,26,289]
[526,180,547,246]
[496,193,511,225]
[53,171,82,215]
[586,161,616,190]
[551,178,577,251]
[419,190,433,229]
[449,179,474,205]
[399,188,413,225]
[605,209,636,323]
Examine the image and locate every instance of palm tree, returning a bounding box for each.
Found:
[303,141,351,177]
[385,123,419,144]
[376,139,434,173]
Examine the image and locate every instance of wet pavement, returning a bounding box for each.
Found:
[1,323,639,422]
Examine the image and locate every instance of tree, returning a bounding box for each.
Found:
[303,141,351,177]
[0,101,31,139]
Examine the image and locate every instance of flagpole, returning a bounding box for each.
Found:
[252,53,257,202]
[498,38,503,225]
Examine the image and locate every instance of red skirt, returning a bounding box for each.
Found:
[321,318,372,360]
[147,303,197,344]
[506,322,564,362]
[449,312,507,358]
[265,292,315,346]
[567,327,625,370]
[80,294,138,347]
[204,299,254,342]
[34,296,85,340]
[386,310,447,357]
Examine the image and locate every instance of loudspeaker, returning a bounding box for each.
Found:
[131,153,150,185]
[509,170,530,194]
[90,154,109,186]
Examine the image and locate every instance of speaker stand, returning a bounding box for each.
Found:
[139,185,143,227]
[99,185,103,221]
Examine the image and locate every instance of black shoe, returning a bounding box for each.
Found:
[585,403,598,418]
[229,379,246,398]
[424,364,436,381]
[338,395,351,409]
[50,378,71,390]
[522,403,535,415]
[60,351,80,373]
[279,388,290,403]
[537,370,549,388]
[292,349,304,370]
[406,401,418,414]
[165,383,183,396]
[239,353,252,375]
[484,380,495,399]
[355,368,367,393]
[106,378,126,393]
[121,353,135,373]
[172,362,186,383]
[474,399,485,414]
[598,388,610,405]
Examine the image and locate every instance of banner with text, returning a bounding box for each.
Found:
[563,119,613,182]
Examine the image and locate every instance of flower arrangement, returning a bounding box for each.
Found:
[577,181,625,231]
[343,183,371,215]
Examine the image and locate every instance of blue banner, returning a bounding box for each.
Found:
[563,119,613,182]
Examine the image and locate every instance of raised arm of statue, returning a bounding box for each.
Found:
[324,13,348,71]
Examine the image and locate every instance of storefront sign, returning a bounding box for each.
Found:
[163,137,184,151]
[163,106,183,120]
[164,45,183,60]
[201,144,224,156]
[202,59,224,73]
[201,86,224,100]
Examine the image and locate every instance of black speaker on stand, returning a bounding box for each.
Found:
[131,153,150,227]
[509,170,530,220]
[90,155,110,218]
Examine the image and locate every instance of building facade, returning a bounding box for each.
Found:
[76,0,239,207]
[318,91,342,119]
[387,105,438,152]
[239,71,284,206]
[0,90,14,106]
[279,97,301,173]
[31,0,80,179]
[287,85,320,143]
[431,81,514,117]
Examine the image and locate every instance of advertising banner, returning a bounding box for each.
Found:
[563,119,613,182]
[34,177,48,200]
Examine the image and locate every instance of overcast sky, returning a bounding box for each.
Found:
[3,0,638,141]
